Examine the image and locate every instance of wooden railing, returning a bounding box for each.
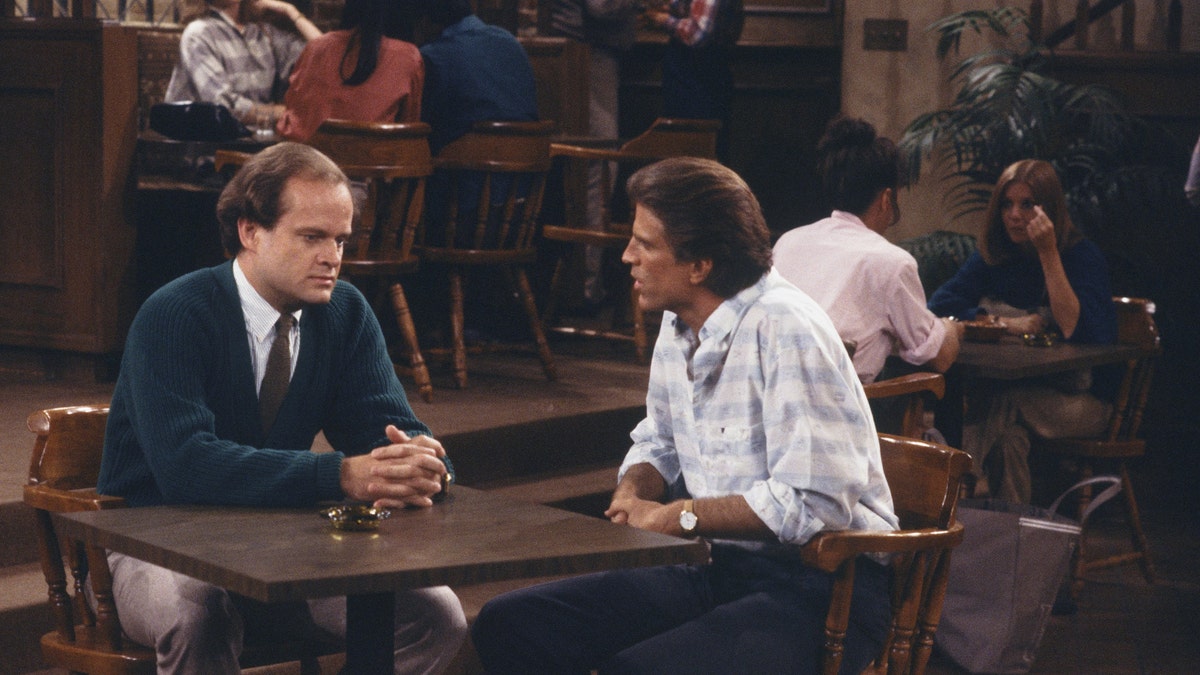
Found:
[1029,0,1184,51]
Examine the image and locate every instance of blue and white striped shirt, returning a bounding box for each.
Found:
[619,270,898,554]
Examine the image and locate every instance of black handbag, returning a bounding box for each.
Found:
[149,101,251,142]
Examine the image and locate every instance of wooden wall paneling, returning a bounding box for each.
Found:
[619,41,841,235]
[0,21,138,356]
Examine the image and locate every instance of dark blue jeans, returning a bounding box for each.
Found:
[472,544,892,674]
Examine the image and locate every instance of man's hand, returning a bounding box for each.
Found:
[340,425,448,509]
[605,495,681,535]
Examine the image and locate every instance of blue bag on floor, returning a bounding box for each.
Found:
[935,477,1121,674]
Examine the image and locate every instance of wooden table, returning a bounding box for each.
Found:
[938,336,1145,448]
[54,486,708,674]
[955,337,1143,381]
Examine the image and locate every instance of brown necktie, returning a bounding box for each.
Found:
[259,314,295,433]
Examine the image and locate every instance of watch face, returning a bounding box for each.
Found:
[680,510,698,532]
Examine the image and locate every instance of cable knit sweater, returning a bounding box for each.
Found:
[98,261,431,507]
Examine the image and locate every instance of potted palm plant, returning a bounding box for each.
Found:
[899,6,1183,223]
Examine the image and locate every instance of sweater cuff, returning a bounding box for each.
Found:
[317,452,346,501]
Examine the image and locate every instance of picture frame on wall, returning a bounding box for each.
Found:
[745,0,832,14]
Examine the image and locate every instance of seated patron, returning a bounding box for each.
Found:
[929,159,1117,502]
[471,158,898,674]
[165,0,322,125]
[276,0,424,141]
[774,116,962,385]
[97,143,466,672]
[415,0,537,155]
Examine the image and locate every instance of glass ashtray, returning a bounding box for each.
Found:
[320,504,391,531]
[1021,332,1058,347]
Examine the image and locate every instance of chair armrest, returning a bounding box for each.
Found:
[550,143,627,161]
[799,522,965,573]
[862,372,946,401]
[24,484,126,513]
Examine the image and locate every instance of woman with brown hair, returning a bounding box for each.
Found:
[930,159,1115,343]
[930,159,1117,502]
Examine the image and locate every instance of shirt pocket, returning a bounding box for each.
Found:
[697,424,762,476]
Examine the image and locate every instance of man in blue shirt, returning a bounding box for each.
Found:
[416,0,537,155]
[471,157,898,674]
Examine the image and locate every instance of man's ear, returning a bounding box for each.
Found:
[689,258,713,285]
[238,217,259,253]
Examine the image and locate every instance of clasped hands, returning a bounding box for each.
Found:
[340,425,448,510]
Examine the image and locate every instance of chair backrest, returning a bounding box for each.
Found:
[878,432,969,529]
[306,120,433,264]
[421,120,556,255]
[26,404,111,493]
[1107,296,1160,442]
[617,117,720,159]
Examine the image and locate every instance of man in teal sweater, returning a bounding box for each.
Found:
[98,142,466,674]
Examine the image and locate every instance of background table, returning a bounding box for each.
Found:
[939,337,1146,448]
[55,486,708,673]
[955,338,1142,381]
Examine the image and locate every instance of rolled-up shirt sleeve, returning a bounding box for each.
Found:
[890,258,947,366]
[741,315,891,545]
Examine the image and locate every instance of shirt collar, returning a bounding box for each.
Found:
[233,259,301,344]
[672,271,775,346]
[830,210,869,229]
[211,7,257,38]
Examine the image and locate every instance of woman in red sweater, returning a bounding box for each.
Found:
[276,0,423,141]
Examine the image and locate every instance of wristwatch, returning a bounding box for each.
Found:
[679,499,698,536]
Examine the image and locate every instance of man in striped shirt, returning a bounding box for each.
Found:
[472,157,898,674]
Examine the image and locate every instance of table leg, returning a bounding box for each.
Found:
[346,592,394,674]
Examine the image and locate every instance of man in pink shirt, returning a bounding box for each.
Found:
[773,116,962,384]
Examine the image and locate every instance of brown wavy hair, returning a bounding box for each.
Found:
[626,157,772,299]
[979,159,1083,265]
[216,142,355,256]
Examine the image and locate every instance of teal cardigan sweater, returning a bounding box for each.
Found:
[98,261,433,507]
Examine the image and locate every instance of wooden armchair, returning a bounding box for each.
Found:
[1032,296,1161,596]
[541,118,720,361]
[306,120,436,403]
[800,433,971,675]
[863,372,947,439]
[23,405,341,674]
[416,120,559,388]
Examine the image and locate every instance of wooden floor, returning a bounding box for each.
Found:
[2,340,1199,675]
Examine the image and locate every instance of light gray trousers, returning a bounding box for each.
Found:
[107,551,467,675]
[964,383,1111,503]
